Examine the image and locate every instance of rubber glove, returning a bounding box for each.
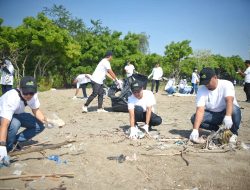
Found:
[189,129,199,141]
[0,146,7,161]
[72,96,77,100]
[115,79,123,89]
[141,124,149,134]
[129,127,139,139]
[223,116,233,129]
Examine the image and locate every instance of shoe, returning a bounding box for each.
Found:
[82,106,88,113]
[97,108,108,113]
[229,134,237,144]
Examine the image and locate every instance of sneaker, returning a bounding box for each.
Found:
[229,134,238,144]
[97,108,108,113]
[82,106,88,113]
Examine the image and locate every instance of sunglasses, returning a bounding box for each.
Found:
[23,92,35,96]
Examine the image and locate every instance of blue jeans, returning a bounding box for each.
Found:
[190,83,198,94]
[190,105,241,135]
[166,87,176,94]
[7,113,45,151]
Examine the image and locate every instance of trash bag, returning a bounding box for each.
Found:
[108,74,148,112]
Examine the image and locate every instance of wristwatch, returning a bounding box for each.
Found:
[0,141,6,146]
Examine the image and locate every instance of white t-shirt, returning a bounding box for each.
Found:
[196,79,239,112]
[125,64,135,77]
[0,60,14,85]
[165,78,175,90]
[0,89,40,121]
[91,58,111,84]
[149,67,163,80]
[75,74,91,88]
[191,72,199,84]
[128,90,156,112]
[244,67,250,83]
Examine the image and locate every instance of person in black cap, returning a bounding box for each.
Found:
[0,76,52,162]
[189,67,241,144]
[82,50,123,113]
[127,81,162,139]
[237,60,250,102]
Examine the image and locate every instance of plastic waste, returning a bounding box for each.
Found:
[47,155,67,164]
[0,155,10,168]
[107,154,126,163]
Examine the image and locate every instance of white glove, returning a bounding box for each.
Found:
[223,116,233,129]
[129,127,139,139]
[141,124,149,134]
[189,129,199,141]
[115,79,123,89]
[44,121,55,129]
[0,146,7,162]
[72,96,77,100]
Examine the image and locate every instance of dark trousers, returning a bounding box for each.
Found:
[80,83,89,98]
[84,81,104,109]
[134,106,162,127]
[1,85,12,94]
[244,82,250,101]
[151,80,160,93]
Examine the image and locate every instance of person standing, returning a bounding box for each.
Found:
[0,59,15,94]
[237,60,250,102]
[128,81,162,139]
[190,68,199,94]
[72,74,92,100]
[124,61,135,77]
[82,51,122,113]
[0,76,53,162]
[148,63,163,93]
[189,68,241,144]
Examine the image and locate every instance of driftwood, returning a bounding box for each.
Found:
[9,140,76,156]
[0,173,74,180]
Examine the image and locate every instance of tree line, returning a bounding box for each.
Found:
[0,5,246,90]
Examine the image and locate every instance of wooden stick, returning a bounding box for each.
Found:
[0,173,74,180]
[9,140,76,156]
[141,153,180,156]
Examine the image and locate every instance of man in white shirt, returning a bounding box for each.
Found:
[148,63,163,93]
[238,60,250,102]
[164,76,176,94]
[72,74,91,99]
[190,68,199,94]
[128,81,162,139]
[82,51,122,113]
[0,59,15,94]
[124,62,135,77]
[0,76,52,162]
[189,68,241,144]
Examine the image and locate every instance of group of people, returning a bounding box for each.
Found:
[0,50,249,164]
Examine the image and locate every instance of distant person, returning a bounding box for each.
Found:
[72,74,92,100]
[128,81,162,139]
[189,68,241,144]
[190,68,199,94]
[82,51,123,113]
[148,63,163,93]
[237,60,250,102]
[164,76,176,95]
[0,59,15,94]
[178,79,191,94]
[124,61,135,77]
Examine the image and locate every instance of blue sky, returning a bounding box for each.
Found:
[0,0,249,59]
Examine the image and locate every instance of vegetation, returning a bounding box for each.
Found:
[0,5,247,90]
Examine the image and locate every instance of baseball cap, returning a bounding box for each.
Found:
[245,60,250,64]
[105,50,113,57]
[20,76,37,94]
[199,67,216,85]
[130,81,143,93]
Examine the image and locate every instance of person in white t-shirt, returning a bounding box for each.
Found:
[189,68,241,144]
[238,60,250,102]
[82,51,123,113]
[128,81,162,139]
[164,76,176,94]
[0,59,15,94]
[72,74,92,99]
[190,68,199,94]
[148,63,163,93]
[124,62,135,77]
[0,76,53,162]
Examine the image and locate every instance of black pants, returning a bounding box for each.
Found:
[134,106,162,127]
[151,80,160,93]
[244,82,250,101]
[84,81,104,109]
[80,83,89,98]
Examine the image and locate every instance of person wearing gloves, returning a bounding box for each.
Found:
[128,81,162,139]
[72,74,92,100]
[148,63,163,94]
[0,59,15,94]
[0,76,53,162]
[82,51,123,113]
[189,67,241,144]
[124,61,135,77]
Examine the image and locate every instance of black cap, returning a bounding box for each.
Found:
[20,76,37,94]
[130,81,143,92]
[199,67,216,85]
[245,60,250,64]
[105,50,113,57]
